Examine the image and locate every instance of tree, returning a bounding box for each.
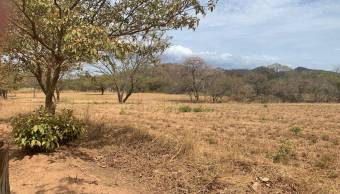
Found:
[90,75,111,95]
[204,69,229,103]
[0,0,9,36]
[5,0,217,112]
[0,62,20,99]
[94,33,168,103]
[5,0,108,113]
[182,56,208,102]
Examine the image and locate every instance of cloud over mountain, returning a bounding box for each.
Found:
[162,45,279,69]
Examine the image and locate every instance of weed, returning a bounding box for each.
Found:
[273,140,295,164]
[119,108,128,115]
[290,127,303,135]
[179,105,192,113]
[178,105,213,113]
[321,134,330,141]
[193,106,204,112]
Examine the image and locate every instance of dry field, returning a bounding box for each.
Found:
[0,91,340,193]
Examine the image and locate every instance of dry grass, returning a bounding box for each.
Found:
[1,90,340,193]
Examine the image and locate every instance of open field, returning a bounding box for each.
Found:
[0,91,340,193]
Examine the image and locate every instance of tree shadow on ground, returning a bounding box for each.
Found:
[80,122,155,150]
[35,184,78,194]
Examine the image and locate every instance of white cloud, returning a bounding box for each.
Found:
[162,45,279,69]
[168,1,340,70]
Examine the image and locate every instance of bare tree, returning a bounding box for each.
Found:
[93,34,168,103]
[182,56,208,102]
[204,69,229,103]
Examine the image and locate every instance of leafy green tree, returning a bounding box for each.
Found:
[5,0,108,113]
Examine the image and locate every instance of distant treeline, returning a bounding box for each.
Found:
[19,63,340,103]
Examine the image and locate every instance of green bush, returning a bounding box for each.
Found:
[273,140,295,164]
[290,127,303,135]
[179,105,192,113]
[179,105,213,113]
[11,107,85,152]
[193,107,204,112]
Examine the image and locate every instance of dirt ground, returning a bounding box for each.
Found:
[0,91,340,193]
[1,123,146,194]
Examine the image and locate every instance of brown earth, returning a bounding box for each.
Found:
[0,91,339,193]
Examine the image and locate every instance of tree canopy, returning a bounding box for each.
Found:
[3,0,217,112]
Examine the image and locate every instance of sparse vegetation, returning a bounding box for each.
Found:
[1,0,339,193]
[179,105,213,113]
[273,140,295,164]
[0,92,339,193]
[179,105,192,112]
[290,127,304,135]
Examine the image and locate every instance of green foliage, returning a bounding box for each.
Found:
[193,106,213,112]
[273,140,295,164]
[179,105,213,113]
[290,127,304,135]
[179,105,192,113]
[11,107,85,152]
[193,107,205,112]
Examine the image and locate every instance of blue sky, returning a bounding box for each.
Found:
[162,0,340,70]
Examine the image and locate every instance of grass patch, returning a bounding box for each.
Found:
[179,105,213,113]
[179,105,192,112]
[290,127,304,135]
[273,140,295,164]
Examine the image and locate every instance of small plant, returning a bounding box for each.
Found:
[179,105,192,113]
[273,140,295,164]
[195,107,214,112]
[290,127,303,135]
[321,134,330,141]
[193,107,204,112]
[11,107,85,152]
[307,134,318,144]
[119,108,128,115]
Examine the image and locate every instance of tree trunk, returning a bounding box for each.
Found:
[56,88,60,102]
[123,92,132,103]
[33,87,36,98]
[117,91,123,104]
[194,90,199,102]
[101,87,105,95]
[0,142,10,194]
[45,92,55,114]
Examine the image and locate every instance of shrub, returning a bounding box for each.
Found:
[179,106,213,113]
[193,106,214,112]
[179,105,192,113]
[11,107,85,152]
[290,127,303,135]
[273,140,295,164]
[193,107,204,112]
